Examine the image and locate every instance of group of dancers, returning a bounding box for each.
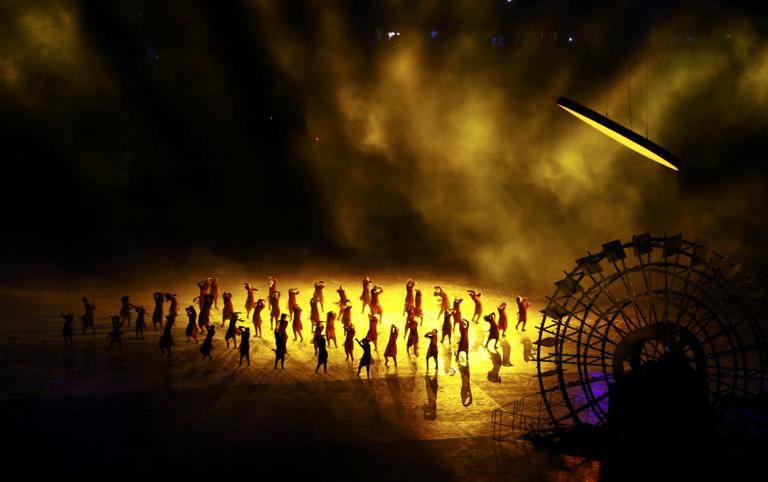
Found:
[60,276,531,377]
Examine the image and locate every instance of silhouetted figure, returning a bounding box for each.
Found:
[197,279,210,307]
[356,337,372,377]
[313,280,325,311]
[209,278,219,309]
[198,293,214,332]
[269,291,281,330]
[135,306,146,340]
[165,292,179,318]
[150,292,164,331]
[225,312,239,349]
[414,289,424,325]
[405,314,419,356]
[120,295,134,328]
[274,327,287,369]
[315,335,328,374]
[287,288,300,321]
[221,291,234,327]
[278,312,290,332]
[441,308,453,344]
[159,315,175,356]
[344,325,356,361]
[484,312,500,350]
[244,283,258,319]
[497,302,509,337]
[366,312,379,352]
[313,320,324,355]
[370,285,384,318]
[309,296,321,337]
[238,326,250,367]
[434,286,450,320]
[515,296,530,331]
[200,325,215,360]
[456,319,469,362]
[468,290,482,323]
[185,305,198,343]
[452,298,463,334]
[425,329,438,371]
[107,315,122,349]
[325,311,338,348]
[81,297,96,334]
[336,285,349,321]
[253,299,265,338]
[292,306,304,342]
[403,279,416,315]
[359,277,372,314]
[424,373,438,420]
[268,276,278,297]
[384,324,398,367]
[61,312,74,347]
[521,335,532,362]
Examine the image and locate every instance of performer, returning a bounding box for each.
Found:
[312,318,324,356]
[209,278,219,309]
[61,312,74,347]
[484,312,500,350]
[336,285,349,321]
[200,325,215,360]
[405,312,419,356]
[274,325,287,370]
[468,290,482,323]
[238,326,251,367]
[414,289,424,325]
[456,318,470,362]
[434,286,450,320]
[309,297,321,337]
[243,283,258,319]
[221,291,234,327]
[370,285,384,319]
[165,293,179,318]
[120,295,134,328]
[252,299,266,338]
[185,305,198,343]
[356,337,373,378]
[340,300,353,331]
[497,302,509,337]
[452,297,463,334]
[366,312,379,352]
[325,311,338,348]
[151,292,164,330]
[196,279,211,307]
[315,334,328,374]
[81,296,96,334]
[107,314,122,349]
[292,305,304,342]
[159,315,175,356]
[441,308,453,344]
[269,291,281,330]
[384,324,398,367]
[359,277,372,314]
[403,279,416,315]
[344,324,356,362]
[424,329,439,371]
[198,293,214,332]
[313,281,326,311]
[287,288,300,321]
[516,296,531,331]
[135,306,146,340]
[225,312,239,349]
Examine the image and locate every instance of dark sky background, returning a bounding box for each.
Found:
[2,0,768,286]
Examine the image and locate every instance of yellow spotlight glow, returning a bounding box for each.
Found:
[557,97,680,171]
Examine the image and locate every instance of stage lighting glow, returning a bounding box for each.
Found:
[557,97,680,171]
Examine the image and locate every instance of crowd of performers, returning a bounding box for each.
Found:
[61,277,530,377]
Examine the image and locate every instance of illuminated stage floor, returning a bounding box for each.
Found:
[0,265,598,481]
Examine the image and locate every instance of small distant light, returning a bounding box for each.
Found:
[314,137,319,142]
[430,30,439,39]
[387,31,400,40]
[568,36,573,42]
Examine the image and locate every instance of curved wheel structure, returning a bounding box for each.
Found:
[535,233,767,446]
